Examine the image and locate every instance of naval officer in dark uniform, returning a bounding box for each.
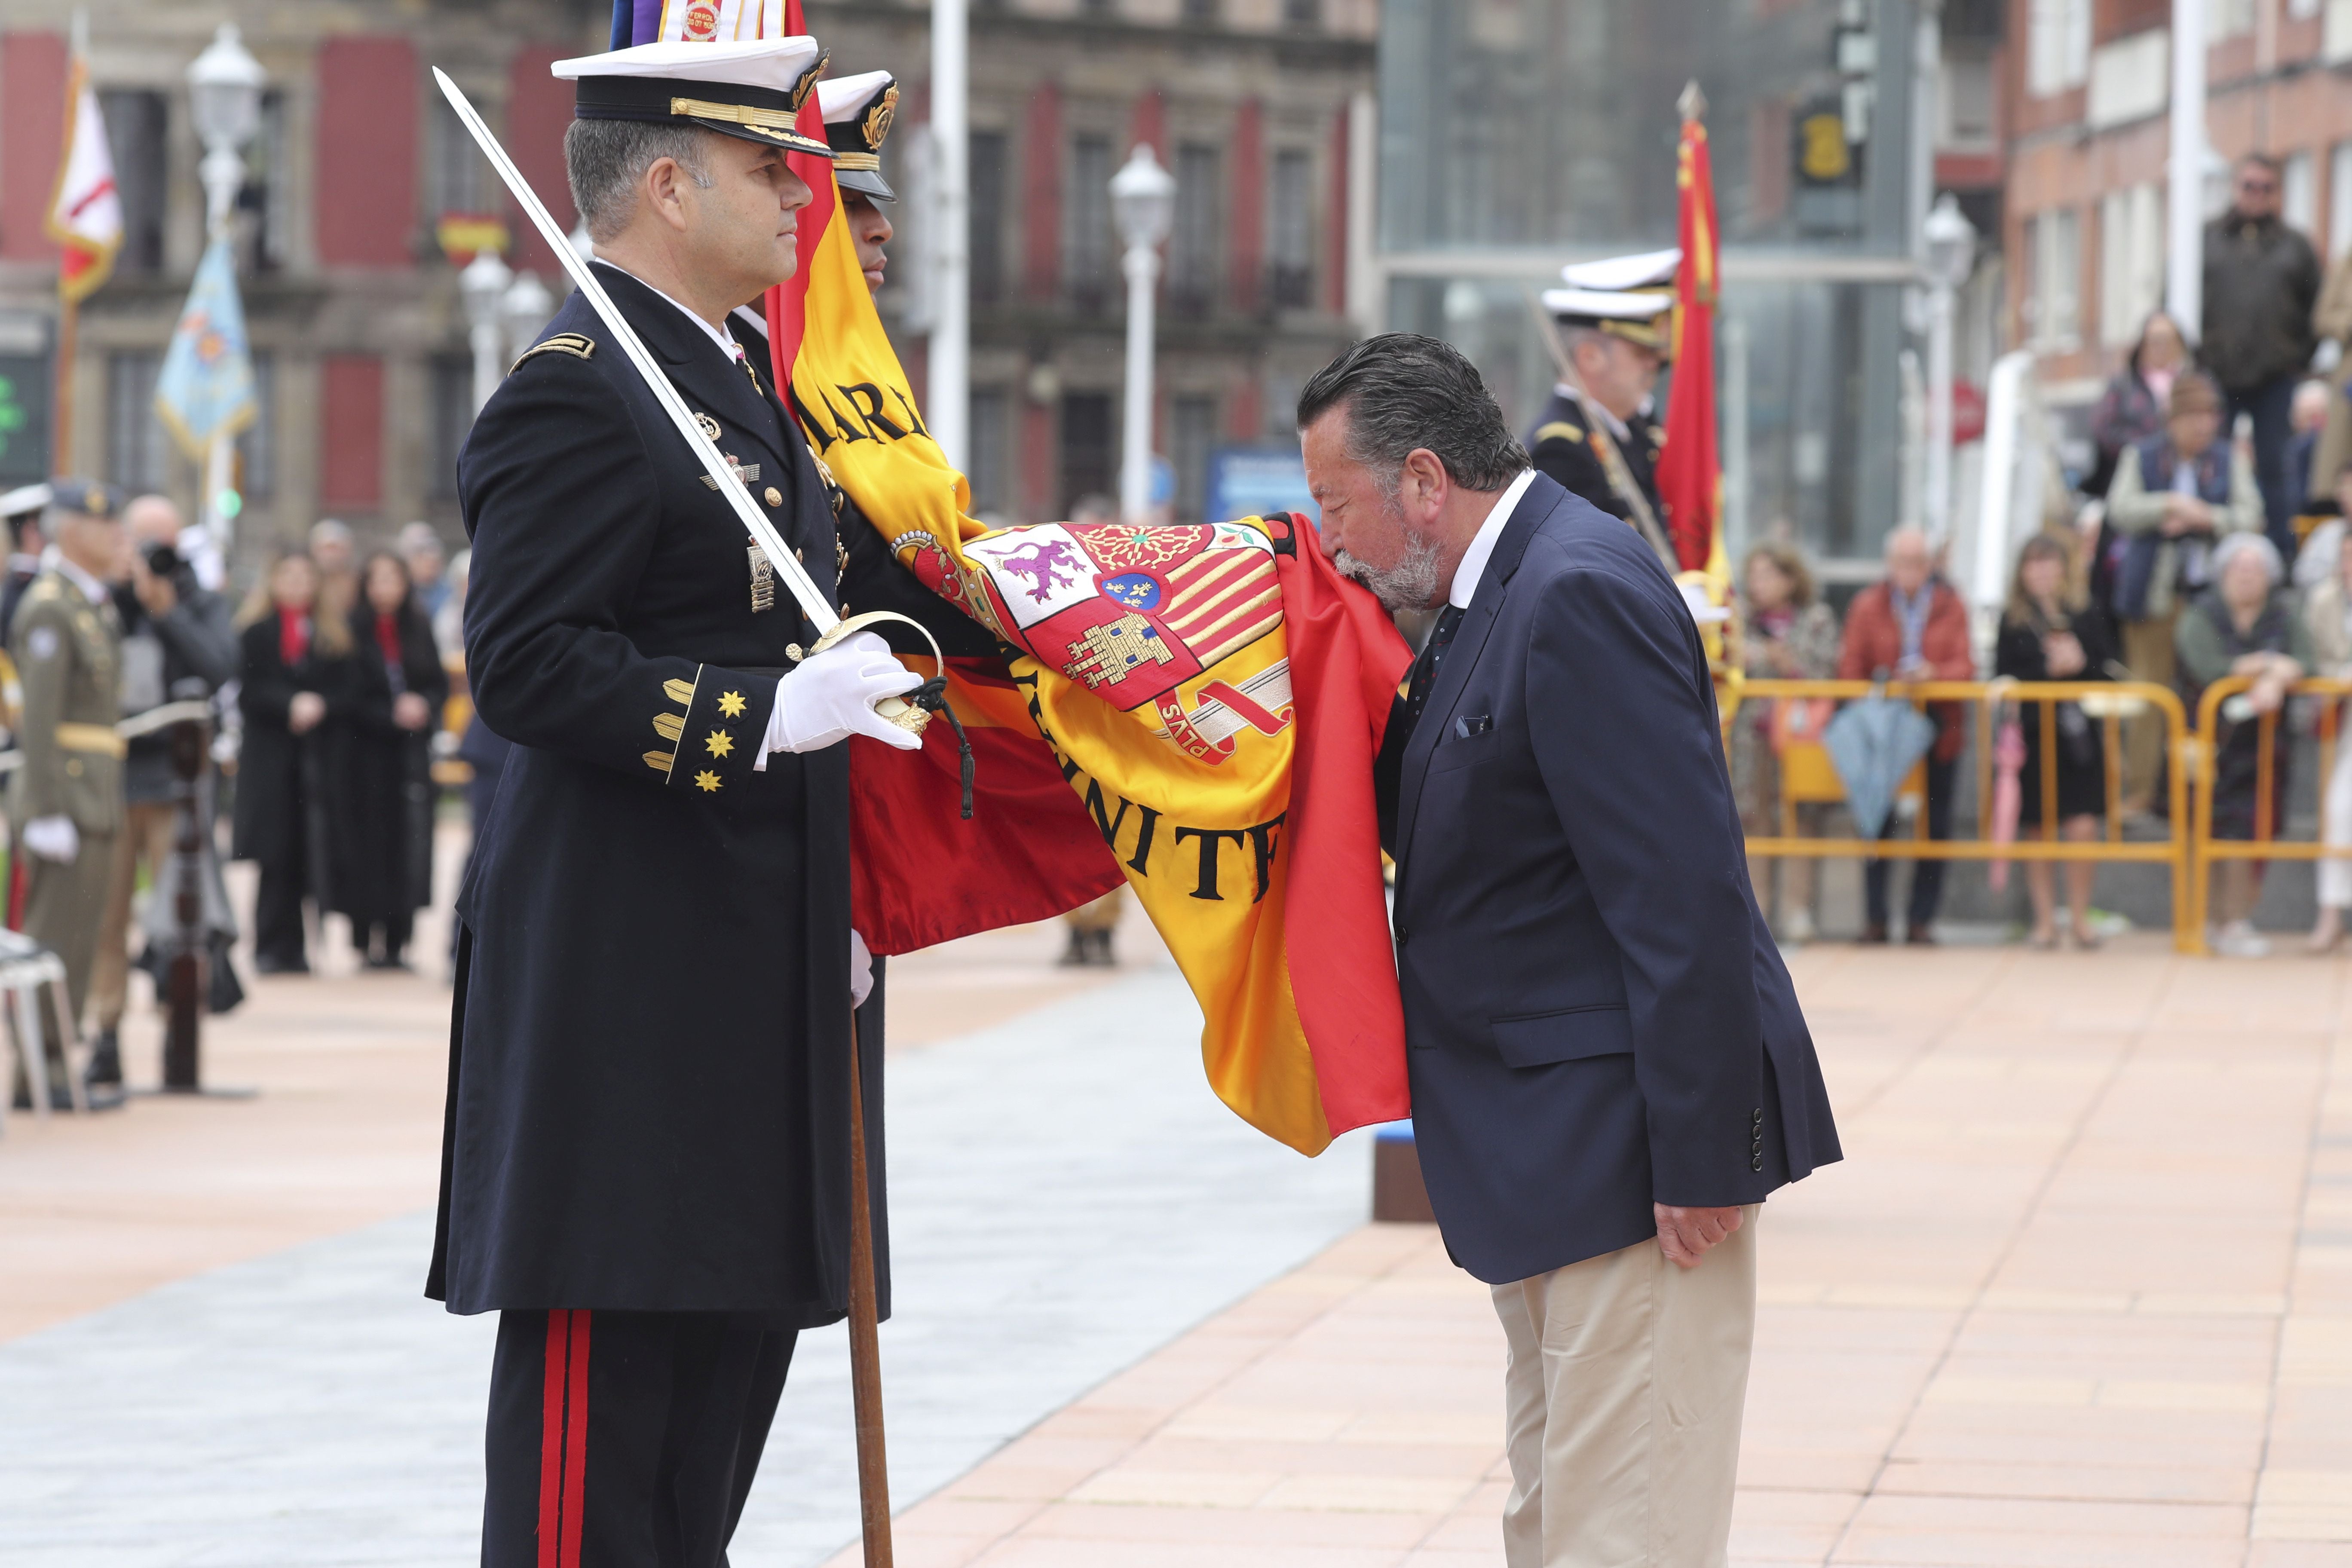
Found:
[431,36,925,1565]
[1527,250,1679,569]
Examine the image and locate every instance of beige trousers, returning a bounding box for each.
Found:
[1492,1208,1758,1568]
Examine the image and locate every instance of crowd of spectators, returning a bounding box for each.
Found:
[231,523,459,975]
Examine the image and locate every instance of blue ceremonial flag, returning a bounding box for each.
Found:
[153,236,256,460]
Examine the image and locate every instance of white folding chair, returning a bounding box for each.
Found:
[0,928,86,1132]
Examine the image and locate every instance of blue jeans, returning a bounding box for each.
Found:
[2227,374,2302,566]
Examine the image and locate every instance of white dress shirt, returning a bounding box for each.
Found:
[1446,467,1540,610]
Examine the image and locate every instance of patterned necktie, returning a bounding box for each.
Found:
[1399,603,1467,733]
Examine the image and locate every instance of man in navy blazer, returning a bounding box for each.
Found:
[1298,336,1841,1568]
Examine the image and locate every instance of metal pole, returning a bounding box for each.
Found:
[927,0,969,468]
[845,1013,893,1567]
[1120,239,1159,523]
[1924,276,1955,539]
[2168,0,2206,338]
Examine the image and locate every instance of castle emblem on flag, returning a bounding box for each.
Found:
[1070,613,1175,689]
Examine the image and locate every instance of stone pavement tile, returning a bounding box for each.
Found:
[969,1541,1409,1568]
[1874,1458,2257,1504]
[2251,1467,2352,1540]
[2248,1544,2352,1567]
[1020,1499,1436,1548]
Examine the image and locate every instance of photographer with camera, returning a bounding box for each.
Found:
[86,495,237,1091]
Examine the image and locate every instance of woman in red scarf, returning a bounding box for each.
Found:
[333,551,451,970]
[232,553,355,973]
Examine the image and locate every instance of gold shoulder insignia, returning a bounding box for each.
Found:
[511,334,595,371]
[1533,421,1585,446]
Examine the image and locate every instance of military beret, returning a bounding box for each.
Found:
[47,479,120,521]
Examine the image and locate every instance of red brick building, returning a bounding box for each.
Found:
[0,0,1372,566]
[2001,0,2352,401]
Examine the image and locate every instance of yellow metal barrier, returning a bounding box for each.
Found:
[1738,678,2198,951]
[2184,675,2352,952]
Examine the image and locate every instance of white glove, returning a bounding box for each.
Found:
[756,631,923,765]
[850,928,874,1008]
[22,815,78,864]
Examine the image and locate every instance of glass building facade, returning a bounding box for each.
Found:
[1376,0,1925,568]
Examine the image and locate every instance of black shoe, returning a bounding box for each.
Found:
[10,1081,78,1112]
[366,952,412,971]
[1057,931,1090,968]
[86,1028,122,1090]
[82,1081,126,1112]
[1859,922,1890,945]
[254,952,311,975]
[1088,928,1118,967]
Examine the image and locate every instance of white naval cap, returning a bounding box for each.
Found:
[553,37,833,157]
[816,70,898,201]
[1558,247,1683,292]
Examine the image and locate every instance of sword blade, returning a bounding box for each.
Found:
[432,68,837,634]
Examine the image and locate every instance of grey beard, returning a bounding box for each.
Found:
[1333,534,1444,616]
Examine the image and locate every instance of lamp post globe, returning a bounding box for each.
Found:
[1111,144,1176,250]
[1112,145,1176,522]
[1922,192,1976,291]
[188,23,264,152]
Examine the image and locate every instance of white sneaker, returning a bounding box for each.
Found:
[1780,908,1817,944]
[2213,920,2272,959]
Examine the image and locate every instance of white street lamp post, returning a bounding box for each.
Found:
[460,248,514,415]
[1111,145,1175,524]
[185,22,264,553]
[928,0,969,468]
[499,270,555,366]
[1921,192,1976,544]
[2168,0,2208,340]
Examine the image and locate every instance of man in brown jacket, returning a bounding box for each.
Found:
[2203,153,2321,560]
[1837,527,1975,945]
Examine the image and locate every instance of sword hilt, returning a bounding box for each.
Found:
[797,609,951,738]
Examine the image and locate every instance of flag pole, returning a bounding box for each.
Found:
[845,1013,894,1567]
[52,294,76,473]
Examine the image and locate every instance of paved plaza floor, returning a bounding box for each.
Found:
[3,870,2349,1565]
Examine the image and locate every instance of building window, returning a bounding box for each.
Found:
[2207,0,2255,36]
[239,90,292,274]
[1060,392,1114,515]
[237,353,276,499]
[1171,395,1215,522]
[1182,0,1220,21]
[99,89,169,276]
[2285,150,2317,236]
[971,130,1008,307]
[1268,149,1314,310]
[2025,0,2090,97]
[2098,184,2164,349]
[969,388,1011,519]
[1169,144,1222,318]
[1066,135,1114,314]
[1282,0,1322,27]
[2026,207,2081,351]
[427,355,473,500]
[107,351,170,493]
[427,93,490,222]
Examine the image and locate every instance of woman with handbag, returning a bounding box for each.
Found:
[1733,542,1840,942]
[1995,534,2113,949]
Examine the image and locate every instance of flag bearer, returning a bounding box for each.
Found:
[429,37,925,1565]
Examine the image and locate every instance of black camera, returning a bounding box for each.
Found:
[142,541,181,578]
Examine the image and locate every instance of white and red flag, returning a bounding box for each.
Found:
[46,52,122,303]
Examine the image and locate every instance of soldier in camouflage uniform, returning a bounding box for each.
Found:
[9,480,126,1111]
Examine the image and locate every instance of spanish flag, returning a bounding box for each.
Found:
[1657,94,1724,585]
[759,48,1410,1155]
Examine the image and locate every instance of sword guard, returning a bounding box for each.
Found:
[809,610,951,740]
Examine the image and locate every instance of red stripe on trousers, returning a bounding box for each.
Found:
[536,1310,593,1568]
[537,1311,568,1568]
[561,1311,591,1564]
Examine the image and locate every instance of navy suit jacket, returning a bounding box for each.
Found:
[1381,473,1841,1284]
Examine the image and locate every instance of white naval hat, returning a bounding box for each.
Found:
[1543,248,1682,357]
[817,70,898,202]
[553,37,833,157]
